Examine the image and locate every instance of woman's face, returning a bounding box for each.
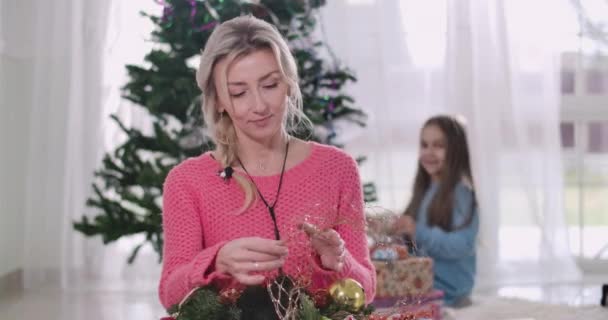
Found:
[213,48,289,144]
[419,124,447,180]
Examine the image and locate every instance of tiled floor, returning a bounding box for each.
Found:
[491,282,603,306]
[1,277,606,319]
[476,274,607,307]
[0,288,166,320]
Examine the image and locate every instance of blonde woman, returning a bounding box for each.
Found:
[159,16,376,311]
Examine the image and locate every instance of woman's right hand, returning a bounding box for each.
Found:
[215,237,288,285]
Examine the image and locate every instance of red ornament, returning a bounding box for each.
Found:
[219,287,242,305]
[294,274,312,288]
[311,289,330,308]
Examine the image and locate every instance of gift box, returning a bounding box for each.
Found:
[373,257,434,299]
[372,289,443,309]
[371,300,442,320]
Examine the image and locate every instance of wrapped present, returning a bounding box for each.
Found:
[372,289,443,309]
[399,300,442,320]
[371,300,442,320]
[373,257,434,299]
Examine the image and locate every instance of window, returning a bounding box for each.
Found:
[560,52,608,268]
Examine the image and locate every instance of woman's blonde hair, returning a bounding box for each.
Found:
[196,15,311,211]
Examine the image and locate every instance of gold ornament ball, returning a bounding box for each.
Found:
[328,278,366,312]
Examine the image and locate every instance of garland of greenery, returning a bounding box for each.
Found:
[166,279,375,320]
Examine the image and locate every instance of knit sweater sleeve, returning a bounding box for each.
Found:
[158,163,230,310]
[311,151,377,303]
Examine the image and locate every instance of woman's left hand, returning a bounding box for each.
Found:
[394,215,416,237]
[301,223,345,272]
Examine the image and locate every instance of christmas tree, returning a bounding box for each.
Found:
[73,0,376,263]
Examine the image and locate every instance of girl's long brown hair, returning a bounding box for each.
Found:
[404,115,477,231]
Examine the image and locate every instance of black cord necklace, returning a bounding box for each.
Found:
[236,139,290,241]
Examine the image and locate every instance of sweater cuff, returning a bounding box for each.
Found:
[187,241,231,288]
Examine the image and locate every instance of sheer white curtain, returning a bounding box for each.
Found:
[92,0,164,291]
[17,0,112,289]
[3,0,161,291]
[445,0,581,287]
[321,0,581,288]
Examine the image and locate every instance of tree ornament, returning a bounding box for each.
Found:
[328,278,366,313]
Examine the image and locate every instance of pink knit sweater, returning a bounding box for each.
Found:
[158,142,376,309]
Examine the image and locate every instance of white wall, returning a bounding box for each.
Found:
[0,0,34,279]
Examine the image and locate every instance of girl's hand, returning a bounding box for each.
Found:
[394,215,416,237]
[301,223,345,272]
[216,237,288,285]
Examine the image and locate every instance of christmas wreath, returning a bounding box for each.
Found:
[164,275,374,320]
